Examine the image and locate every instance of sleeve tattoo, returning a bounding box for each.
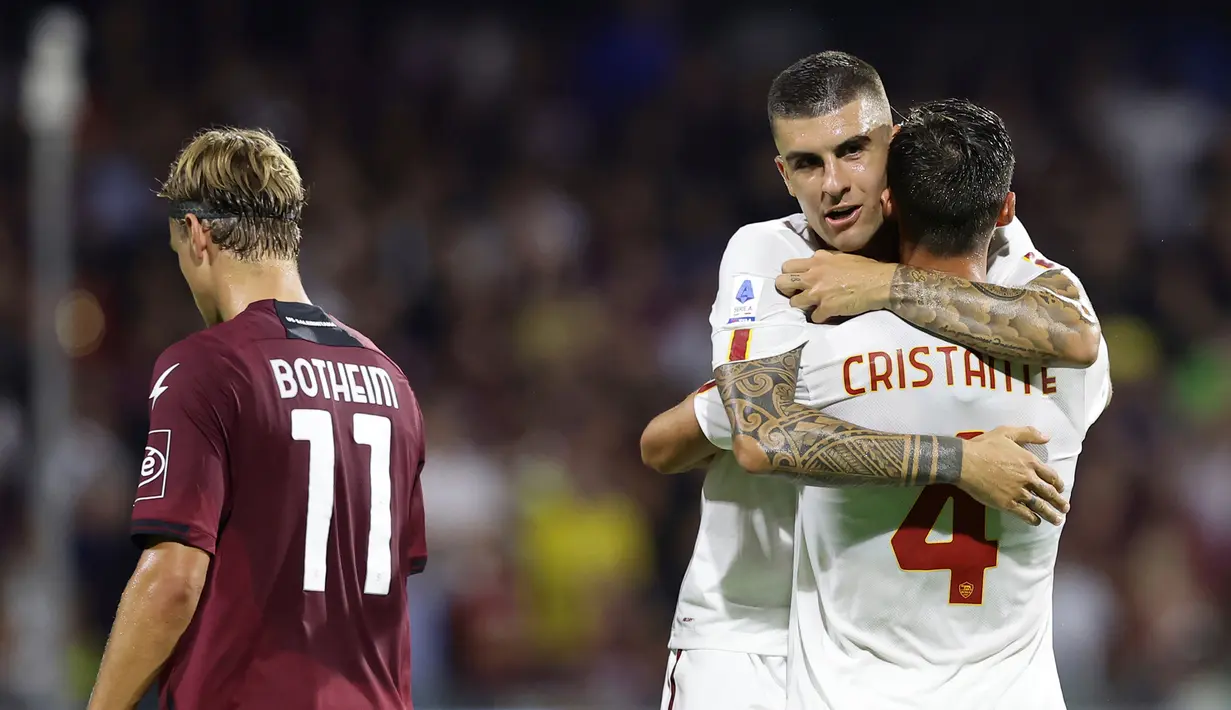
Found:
[715,346,964,487]
[887,266,1100,366]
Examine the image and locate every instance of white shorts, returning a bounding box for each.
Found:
[660,649,787,710]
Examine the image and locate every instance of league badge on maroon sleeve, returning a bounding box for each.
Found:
[136,429,171,502]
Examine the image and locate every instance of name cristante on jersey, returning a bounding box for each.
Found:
[842,345,1061,397]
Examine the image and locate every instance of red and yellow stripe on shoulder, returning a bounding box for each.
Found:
[1023,251,1093,317]
[727,328,751,362]
[699,330,751,395]
[1022,251,1057,270]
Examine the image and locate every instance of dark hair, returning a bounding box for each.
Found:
[767,51,887,124]
[887,99,1014,256]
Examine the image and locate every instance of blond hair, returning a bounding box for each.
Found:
[159,127,307,260]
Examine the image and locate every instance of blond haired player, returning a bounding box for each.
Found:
[90,129,428,710]
[711,99,1111,709]
[643,52,1102,710]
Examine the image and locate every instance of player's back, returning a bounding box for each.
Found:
[133,300,426,710]
[787,307,1110,710]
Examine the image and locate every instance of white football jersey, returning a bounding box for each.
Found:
[692,215,1110,709]
[671,214,1072,662]
[666,437,798,655]
[785,316,1110,710]
[667,214,818,656]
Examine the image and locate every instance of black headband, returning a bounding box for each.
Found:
[167,199,299,222]
[167,200,240,221]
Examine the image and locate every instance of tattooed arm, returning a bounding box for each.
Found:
[716,346,1070,524]
[886,266,1101,367]
[777,252,1101,367]
[717,346,963,486]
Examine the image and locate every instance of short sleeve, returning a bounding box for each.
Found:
[131,346,231,554]
[1018,258,1100,325]
[693,384,733,451]
[710,226,810,368]
[1035,262,1099,324]
[989,219,1099,323]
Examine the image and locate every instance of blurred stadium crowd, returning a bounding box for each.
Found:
[0,2,1229,708]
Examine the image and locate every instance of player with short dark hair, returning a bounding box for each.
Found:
[767,51,1097,365]
[887,98,1016,256]
[764,51,896,255]
[768,51,888,125]
[647,51,1100,710]
[742,97,1111,710]
[88,128,427,710]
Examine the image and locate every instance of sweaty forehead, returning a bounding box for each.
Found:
[774,98,892,153]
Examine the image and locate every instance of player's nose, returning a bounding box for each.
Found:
[820,163,851,199]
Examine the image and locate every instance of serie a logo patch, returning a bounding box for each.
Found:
[727,276,764,324]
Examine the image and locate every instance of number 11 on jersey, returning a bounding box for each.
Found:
[292,408,393,596]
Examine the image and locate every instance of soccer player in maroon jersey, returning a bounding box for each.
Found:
[88,128,427,710]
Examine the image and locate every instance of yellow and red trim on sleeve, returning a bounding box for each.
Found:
[727,328,751,362]
[697,329,751,395]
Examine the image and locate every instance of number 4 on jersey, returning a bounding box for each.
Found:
[891,431,998,605]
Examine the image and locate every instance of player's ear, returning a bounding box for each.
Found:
[891,124,902,137]
[882,188,895,220]
[774,156,794,197]
[996,191,1016,228]
[184,214,212,265]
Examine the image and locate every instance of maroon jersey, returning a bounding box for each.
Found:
[131,300,426,710]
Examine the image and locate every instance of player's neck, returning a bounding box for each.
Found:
[857,221,902,263]
[899,243,987,281]
[810,222,901,263]
[214,259,312,322]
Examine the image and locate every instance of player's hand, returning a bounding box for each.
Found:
[957,426,1068,526]
[775,252,897,322]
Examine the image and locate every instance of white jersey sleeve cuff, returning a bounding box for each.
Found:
[694,386,733,451]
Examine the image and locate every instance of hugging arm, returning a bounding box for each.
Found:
[715,347,1069,525]
[641,390,720,474]
[715,346,962,486]
[886,266,1100,367]
[706,222,1066,524]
